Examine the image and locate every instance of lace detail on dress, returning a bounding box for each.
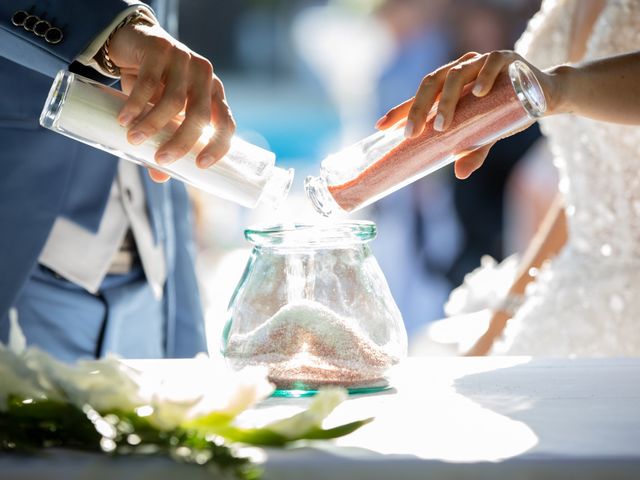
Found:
[498,0,640,356]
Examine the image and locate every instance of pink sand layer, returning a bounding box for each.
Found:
[225,313,396,390]
[328,73,530,212]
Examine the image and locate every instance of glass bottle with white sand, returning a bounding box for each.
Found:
[40,70,293,209]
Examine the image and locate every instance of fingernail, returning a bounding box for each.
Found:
[434,113,445,132]
[404,120,415,138]
[119,114,134,127]
[472,83,483,96]
[129,131,147,145]
[198,155,215,168]
[157,153,175,165]
[375,115,387,129]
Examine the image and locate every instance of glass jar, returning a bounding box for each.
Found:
[222,222,407,397]
[305,60,546,215]
[40,70,293,209]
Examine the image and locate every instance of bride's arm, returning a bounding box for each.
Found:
[465,194,568,356]
[376,50,640,179]
[551,51,640,125]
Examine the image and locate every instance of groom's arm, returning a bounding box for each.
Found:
[1,0,236,173]
[0,0,152,80]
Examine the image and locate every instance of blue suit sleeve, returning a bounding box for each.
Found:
[0,0,147,80]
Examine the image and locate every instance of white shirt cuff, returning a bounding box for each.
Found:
[75,6,156,78]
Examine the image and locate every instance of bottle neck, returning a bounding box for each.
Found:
[509,60,547,118]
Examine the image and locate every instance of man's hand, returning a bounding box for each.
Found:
[108,19,235,182]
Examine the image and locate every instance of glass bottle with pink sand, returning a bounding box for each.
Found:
[305,60,547,216]
[222,222,408,397]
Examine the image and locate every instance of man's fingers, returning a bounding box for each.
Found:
[197,130,232,169]
[120,74,137,96]
[129,51,190,142]
[196,78,235,168]
[155,59,213,165]
[209,77,235,134]
[119,41,170,129]
[147,167,170,183]
[453,143,493,179]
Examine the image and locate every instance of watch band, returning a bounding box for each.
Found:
[96,11,155,77]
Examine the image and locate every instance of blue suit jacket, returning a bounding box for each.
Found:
[0,0,206,356]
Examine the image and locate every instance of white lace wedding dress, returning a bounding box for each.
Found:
[494,0,640,356]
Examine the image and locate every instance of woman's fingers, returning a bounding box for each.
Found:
[377,51,525,137]
[375,97,413,130]
[196,77,235,168]
[378,53,480,132]
[376,52,478,137]
[404,69,447,137]
[434,57,485,131]
[453,142,494,179]
[473,50,516,97]
[404,52,481,137]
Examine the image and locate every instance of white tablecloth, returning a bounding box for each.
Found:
[2,356,639,479]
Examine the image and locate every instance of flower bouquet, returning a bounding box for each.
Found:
[0,313,372,479]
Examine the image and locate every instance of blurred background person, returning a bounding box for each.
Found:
[370,0,460,340]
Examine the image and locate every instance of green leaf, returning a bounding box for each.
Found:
[184,411,236,431]
[205,425,290,447]
[186,388,372,447]
[187,417,374,447]
[292,417,374,441]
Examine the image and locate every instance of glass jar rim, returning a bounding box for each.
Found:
[245,221,377,248]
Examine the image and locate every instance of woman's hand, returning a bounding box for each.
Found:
[376,51,559,179]
[109,20,235,182]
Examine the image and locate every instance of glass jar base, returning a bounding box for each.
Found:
[268,374,392,397]
[272,384,393,398]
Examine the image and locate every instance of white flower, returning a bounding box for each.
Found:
[0,314,273,432]
[144,357,274,430]
[204,366,274,418]
[0,345,53,410]
[267,387,346,439]
[8,308,26,354]
[0,311,60,410]
[33,353,145,412]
